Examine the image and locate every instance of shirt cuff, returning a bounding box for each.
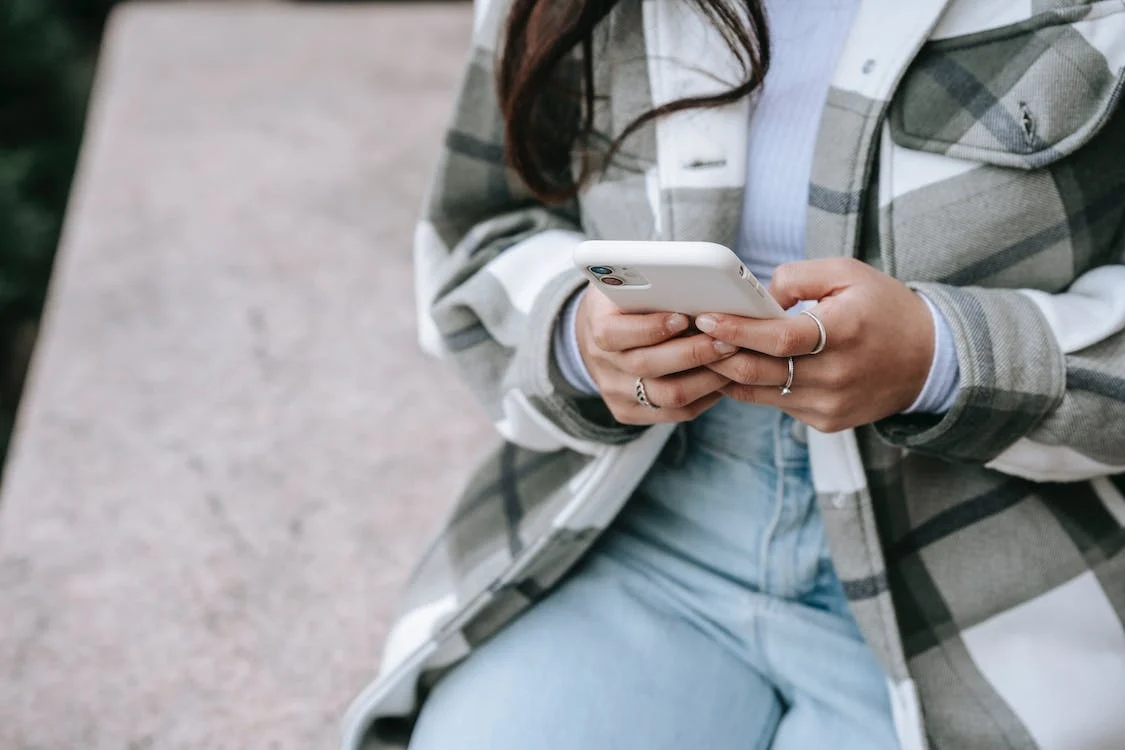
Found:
[904,292,961,414]
[552,286,600,396]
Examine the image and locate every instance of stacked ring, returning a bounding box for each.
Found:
[779,310,827,395]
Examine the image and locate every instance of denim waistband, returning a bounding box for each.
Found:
[665,399,809,470]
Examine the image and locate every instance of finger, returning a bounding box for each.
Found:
[618,334,739,378]
[612,391,724,426]
[640,367,731,409]
[589,309,691,353]
[768,258,864,309]
[710,350,847,388]
[720,384,856,433]
[720,382,798,410]
[601,366,727,409]
[705,351,790,386]
[695,311,824,358]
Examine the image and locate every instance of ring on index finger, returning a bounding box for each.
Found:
[801,310,827,355]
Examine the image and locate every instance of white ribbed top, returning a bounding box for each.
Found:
[737,0,860,284]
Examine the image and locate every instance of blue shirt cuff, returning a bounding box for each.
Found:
[553,287,600,396]
[904,292,961,414]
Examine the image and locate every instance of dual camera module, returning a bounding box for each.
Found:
[588,266,624,286]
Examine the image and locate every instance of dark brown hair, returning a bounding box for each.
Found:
[497,0,770,203]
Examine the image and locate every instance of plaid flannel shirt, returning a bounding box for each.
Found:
[344,1,1125,747]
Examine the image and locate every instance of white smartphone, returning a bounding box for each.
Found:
[573,240,786,318]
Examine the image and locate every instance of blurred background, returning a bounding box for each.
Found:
[0,1,494,748]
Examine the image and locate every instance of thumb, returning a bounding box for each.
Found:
[768,258,862,309]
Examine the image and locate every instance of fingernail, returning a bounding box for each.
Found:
[714,341,737,355]
[666,313,688,333]
[696,315,717,333]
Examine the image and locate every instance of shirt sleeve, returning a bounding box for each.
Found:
[552,287,601,396]
[903,292,961,414]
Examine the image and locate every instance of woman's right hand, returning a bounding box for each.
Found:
[575,287,739,425]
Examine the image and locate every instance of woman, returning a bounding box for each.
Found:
[344,0,1125,747]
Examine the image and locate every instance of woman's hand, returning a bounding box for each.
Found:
[576,288,739,425]
[698,258,935,433]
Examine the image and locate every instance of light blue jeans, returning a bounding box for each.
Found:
[410,400,899,749]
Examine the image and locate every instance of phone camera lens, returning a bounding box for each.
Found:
[600,276,625,286]
[588,266,614,276]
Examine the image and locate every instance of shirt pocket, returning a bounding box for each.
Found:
[878,2,1125,290]
[889,1,1125,170]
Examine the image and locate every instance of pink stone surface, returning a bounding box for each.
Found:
[0,4,488,748]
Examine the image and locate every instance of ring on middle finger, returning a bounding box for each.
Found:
[780,356,795,396]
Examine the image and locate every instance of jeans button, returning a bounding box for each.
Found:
[790,419,808,445]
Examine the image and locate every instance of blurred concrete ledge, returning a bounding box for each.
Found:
[0,3,490,748]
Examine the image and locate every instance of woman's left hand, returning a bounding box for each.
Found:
[697,258,936,433]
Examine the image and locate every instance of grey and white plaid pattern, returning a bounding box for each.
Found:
[343,1,1125,748]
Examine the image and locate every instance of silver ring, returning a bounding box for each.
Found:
[780,356,795,395]
[634,377,659,409]
[801,309,827,355]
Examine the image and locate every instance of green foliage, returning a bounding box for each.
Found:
[0,0,112,460]
[0,0,95,323]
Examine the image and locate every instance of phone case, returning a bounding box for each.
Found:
[573,240,786,318]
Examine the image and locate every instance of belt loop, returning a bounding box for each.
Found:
[789,418,808,445]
